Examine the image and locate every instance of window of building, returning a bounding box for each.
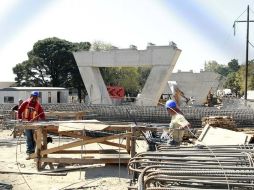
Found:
[48,92,51,103]
[39,92,42,98]
[4,96,14,103]
[57,91,61,103]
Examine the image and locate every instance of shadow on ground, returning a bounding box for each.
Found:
[85,164,129,179]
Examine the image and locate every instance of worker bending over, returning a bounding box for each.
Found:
[164,99,191,145]
[18,91,45,158]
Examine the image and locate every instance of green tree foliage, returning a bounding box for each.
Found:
[91,41,141,97]
[116,67,140,96]
[204,59,242,95]
[249,75,254,90]
[91,40,113,51]
[204,60,220,72]
[228,59,240,72]
[238,60,254,92]
[247,60,254,90]
[137,67,151,89]
[204,60,229,76]
[13,37,91,101]
[223,72,241,96]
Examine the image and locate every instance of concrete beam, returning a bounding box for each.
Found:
[73,45,181,105]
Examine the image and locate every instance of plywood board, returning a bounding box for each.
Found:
[196,125,253,145]
[58,122,109,131]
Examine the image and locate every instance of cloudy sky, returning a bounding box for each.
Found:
[1,0,254,81]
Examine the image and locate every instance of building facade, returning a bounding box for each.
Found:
[0,87,69,104]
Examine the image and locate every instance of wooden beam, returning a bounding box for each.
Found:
[0,170,67,176]
[126,135,130,154]
[40,133,131,156]
[39,157,129,165]
[51,150,101,154]
[52,131,127,149]
[35,128,43,170]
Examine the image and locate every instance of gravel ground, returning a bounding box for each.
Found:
[0,129,147,190]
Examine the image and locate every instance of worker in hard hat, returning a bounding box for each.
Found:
[18,91,45,159]
[164,99,191,145]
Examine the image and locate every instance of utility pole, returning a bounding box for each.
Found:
[233,5,253,100]
[245,5,249,100]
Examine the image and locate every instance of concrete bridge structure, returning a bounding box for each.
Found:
[73,44,181,106]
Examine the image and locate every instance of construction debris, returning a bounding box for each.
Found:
[202,116,237,131]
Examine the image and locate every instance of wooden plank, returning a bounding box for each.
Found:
[0,170,67,176]
[39,157,130,165]
[58,123,109,131]
[45,111,85,118]
[38,133,131,157]
[102,140,126,149]
[54,150,129,155]
[51,150,110,154]
[126,135,130,154]
[42,130,47,154]
[35,128,42,170]
[130,127,136,158]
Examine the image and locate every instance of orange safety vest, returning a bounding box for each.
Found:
[22,102,39,120]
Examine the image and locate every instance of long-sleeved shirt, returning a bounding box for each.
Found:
[18,98,45,121]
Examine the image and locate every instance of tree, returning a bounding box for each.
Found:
[249,75,254,90]
[236,60,254,94]
[91,40,113,51]
[204,60,220,72]
[224,72,241,96]
[91,41,141,97]
[204,60,229,76]
[13,37,91,101]
[228,59,240,73]
[117,67,140,96]
[137,67,151,89]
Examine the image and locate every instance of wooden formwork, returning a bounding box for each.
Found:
[16,120,137,171]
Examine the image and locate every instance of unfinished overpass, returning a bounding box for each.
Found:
[73,44,181,106]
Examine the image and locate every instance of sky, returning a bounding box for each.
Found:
[1,0,254,82]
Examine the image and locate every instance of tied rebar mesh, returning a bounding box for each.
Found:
[1,102,254,128]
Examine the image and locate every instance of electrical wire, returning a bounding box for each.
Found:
[234,8,247,22]
[15,122,33,190]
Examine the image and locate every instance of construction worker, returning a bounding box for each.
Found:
[164,99,191,145]
[11,99,23,119]
[18,91,45,158]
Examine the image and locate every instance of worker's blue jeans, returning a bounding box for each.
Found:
[25,129,35,154]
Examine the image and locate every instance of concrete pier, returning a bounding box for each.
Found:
[73,45,181,105]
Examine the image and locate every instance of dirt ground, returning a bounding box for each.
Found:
[0,129,147,190]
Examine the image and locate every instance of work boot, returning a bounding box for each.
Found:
[25,155,31,160]
[25,150,34,160]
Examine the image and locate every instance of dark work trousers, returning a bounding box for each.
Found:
[25,129,35,154]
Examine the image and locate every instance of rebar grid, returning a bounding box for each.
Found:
[1,103,254,129]
[128,145,254,190]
